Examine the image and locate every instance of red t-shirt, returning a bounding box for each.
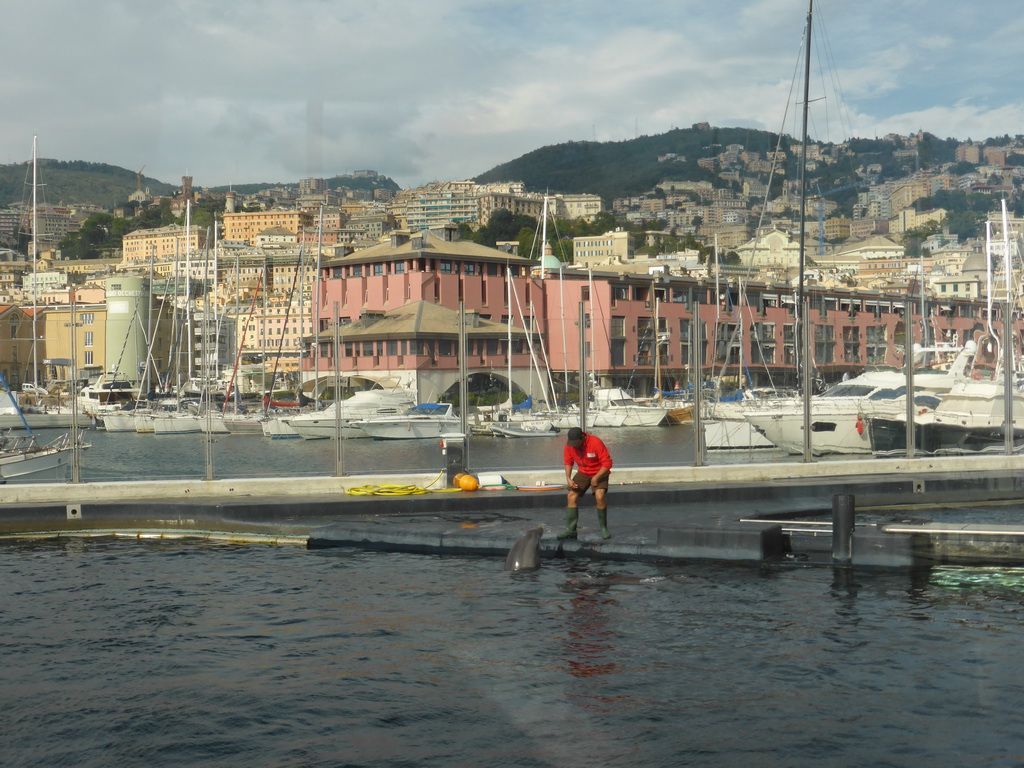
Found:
[563,433,613,476]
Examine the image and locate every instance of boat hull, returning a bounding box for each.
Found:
[0,434,77,482]
[359,419,461,439]
[704,420,776,450]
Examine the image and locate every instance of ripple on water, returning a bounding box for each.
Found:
[4,541,1024,767]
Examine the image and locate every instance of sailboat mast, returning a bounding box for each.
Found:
[185,201,193,384]
[314,205,324,400]
[798,0,814,461]
[30,136,39,389]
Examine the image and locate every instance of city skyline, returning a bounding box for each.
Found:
[3,1,1023,190]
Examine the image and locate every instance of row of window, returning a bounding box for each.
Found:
[316,338,528,359]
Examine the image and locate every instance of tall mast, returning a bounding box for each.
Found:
[30,136,39,389]
[314,205,324,401]
[184,200,193,384]
[798,0,814,461]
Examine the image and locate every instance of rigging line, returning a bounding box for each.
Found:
[224,268,264,413]
[264,244,306,412]
[813,1,856,139]
[506,264,554,410]
[138,291,171,403]
[739,28,809,285]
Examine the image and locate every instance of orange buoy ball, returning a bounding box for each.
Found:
[453,473,465,487]
[458,474,480,492]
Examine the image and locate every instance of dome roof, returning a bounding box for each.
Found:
[961,251,988,275]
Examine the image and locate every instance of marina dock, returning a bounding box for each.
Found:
[4,454,1024,568]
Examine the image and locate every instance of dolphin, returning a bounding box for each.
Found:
[504,526,544,571]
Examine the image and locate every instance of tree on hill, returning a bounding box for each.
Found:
[58,214,123,259]
[471,208,538,247]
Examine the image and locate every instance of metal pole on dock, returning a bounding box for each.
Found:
[203,238,214,482]
[578,302,588,430]
[1003,298,1014,456]
[69,294,81,484]
[458,302,470,470]
[333,302,343,477]
[691,312,705,467]
[904,298,915,459]
[832,493,855,566]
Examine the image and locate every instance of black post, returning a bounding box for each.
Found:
[832,493,855,566]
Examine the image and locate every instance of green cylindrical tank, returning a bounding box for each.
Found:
[104,275,150,381]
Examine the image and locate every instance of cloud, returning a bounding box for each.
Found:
[3,0,1024,189]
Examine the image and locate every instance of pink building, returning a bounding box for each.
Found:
[303,227,1013,401]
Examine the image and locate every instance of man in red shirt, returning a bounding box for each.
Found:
[559,427,613,540]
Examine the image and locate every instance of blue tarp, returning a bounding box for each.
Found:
[512,395,533,411]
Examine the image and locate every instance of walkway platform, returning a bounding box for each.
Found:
[3,455,1024,568]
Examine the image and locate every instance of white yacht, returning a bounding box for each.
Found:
[743,343,973,455]
[288,389,415,440]
[353,403,461,440]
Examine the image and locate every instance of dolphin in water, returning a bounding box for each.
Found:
[504,526,544,571]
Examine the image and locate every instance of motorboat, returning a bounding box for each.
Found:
[77,373,139,419]
[743,343,973,455]
[869,335,1024,455]
[354,403,462,440]
[288,389,416,440]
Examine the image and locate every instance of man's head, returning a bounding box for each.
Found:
[567,427,585,447]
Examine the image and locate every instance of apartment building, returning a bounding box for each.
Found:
[553,194,602,221]
[122,224,206,265]
[222,210,315,246]
[0,304,36,387]
[572,230,635,266]
[392,181,479,230]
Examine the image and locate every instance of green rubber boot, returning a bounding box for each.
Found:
[597,508,611,540]
[557,507,578,539]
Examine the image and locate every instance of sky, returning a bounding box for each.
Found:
[4,0,1024,191]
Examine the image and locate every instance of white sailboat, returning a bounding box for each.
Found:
[0,370,81,482]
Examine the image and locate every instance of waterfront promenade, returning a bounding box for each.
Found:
[4,454,1024,568]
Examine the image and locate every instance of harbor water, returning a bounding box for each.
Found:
[50,424,786,483]
[4,538,1024,766]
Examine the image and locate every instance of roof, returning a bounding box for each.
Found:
[325,230,537,267]
[257,226,297,237]
[835,235,903,256]
[317,300,533,341]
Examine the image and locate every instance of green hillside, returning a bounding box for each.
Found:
[474,125,962,204]
[0,160,175,209]
[207,172,400,196]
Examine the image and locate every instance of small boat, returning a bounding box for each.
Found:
[262,416,299,439]
[222,412,265,435]
[354,403,462,440]
[0,430,78,482]
[0,371,84,482]
[488,418,556,438]
[591,387,671,427]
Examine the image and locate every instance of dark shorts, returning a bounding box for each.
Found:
[572,471,609,494]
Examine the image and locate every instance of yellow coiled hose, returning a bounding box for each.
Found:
[345,470,462,496]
